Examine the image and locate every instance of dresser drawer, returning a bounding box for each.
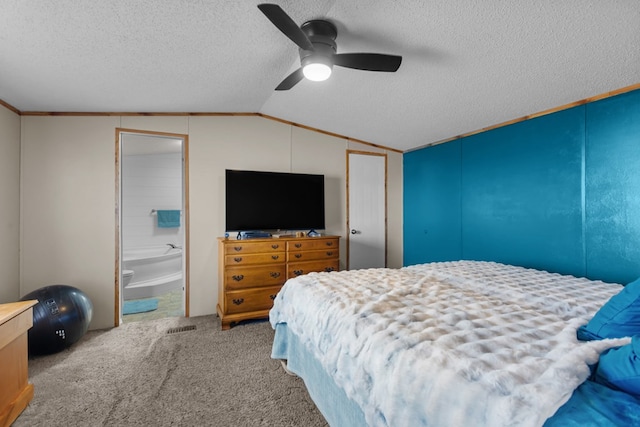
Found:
[288,248,339,262]
[287,238,339,251]
[218,235,340,330]
[224,286,282,314]
[225,265,286,290]
[287,259,339,279]
[224,241,284,255]
[224,252,285,266]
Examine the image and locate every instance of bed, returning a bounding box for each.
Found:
[269,261,640,426]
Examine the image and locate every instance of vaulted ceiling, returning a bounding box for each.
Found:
[1,1,638,152]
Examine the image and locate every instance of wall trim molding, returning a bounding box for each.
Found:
[257,113,402,153]
[0,99,20,115]
[3,106,401,153]
[406,82,640,152]
[3,81,638,154]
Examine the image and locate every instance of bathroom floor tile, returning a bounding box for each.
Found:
[122,288,183,323]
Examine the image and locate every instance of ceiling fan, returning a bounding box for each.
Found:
[258,3,402,91]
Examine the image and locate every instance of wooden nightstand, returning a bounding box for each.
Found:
[0,300,37,427]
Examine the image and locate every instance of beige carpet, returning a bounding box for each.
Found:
[15,316,328,427]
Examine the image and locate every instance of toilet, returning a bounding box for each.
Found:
[122,269,134,288]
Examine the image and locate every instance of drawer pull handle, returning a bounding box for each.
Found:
[233,246,243,252]
[325,267,335,272]
[270,272,281,278]
[232,275,244,281]
[293,269,303,276]
[272,255,279,260]
[295,243,302,248]
[294,253,302,259]
[326,242,333,246]
[326,251,333,256]
[270,294,277,300]
[233,257,243,263]
[232,298,244,305]
[271,244,279,249]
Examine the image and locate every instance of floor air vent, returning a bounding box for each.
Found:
[166,325,197,334]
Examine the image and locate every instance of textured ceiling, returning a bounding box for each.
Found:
[1,1,638,152]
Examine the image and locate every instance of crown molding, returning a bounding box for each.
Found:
[407,82,640,152]
[5,81,639,154]
[0,99,21,115]
[12,110,401,153]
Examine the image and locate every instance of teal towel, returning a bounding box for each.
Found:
[157,210,181,228]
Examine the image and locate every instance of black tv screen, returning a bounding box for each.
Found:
[225,169,325,231]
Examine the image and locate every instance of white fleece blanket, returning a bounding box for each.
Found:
[269,261,630,427]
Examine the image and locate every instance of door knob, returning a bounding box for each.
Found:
[351,229,360,235]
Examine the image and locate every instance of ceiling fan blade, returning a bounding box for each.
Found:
[258,4,314,51]
[275,68,305,91]
[333,53,402,72]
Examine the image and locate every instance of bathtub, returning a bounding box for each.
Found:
[122,246,183,300]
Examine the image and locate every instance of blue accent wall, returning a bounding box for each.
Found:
[404,89,640,284]
[461,108,586,275]
[404,141,461,266]
[585,92,640,284]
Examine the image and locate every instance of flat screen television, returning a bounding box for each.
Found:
[225,169,325,232]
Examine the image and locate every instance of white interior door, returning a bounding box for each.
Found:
[348,152,386,269]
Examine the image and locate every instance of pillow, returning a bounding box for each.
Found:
[594,336,640,398]
[577,277,640,341]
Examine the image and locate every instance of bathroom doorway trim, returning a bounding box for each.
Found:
[114,128,190,326]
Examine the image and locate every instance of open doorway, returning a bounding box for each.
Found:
[115,128,189,325]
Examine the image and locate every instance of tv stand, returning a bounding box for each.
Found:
[217,235,340,330]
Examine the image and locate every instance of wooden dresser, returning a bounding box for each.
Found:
[0,300,37,427]
[217,235,340,330]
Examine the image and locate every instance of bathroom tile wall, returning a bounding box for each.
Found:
[122,152,183,249]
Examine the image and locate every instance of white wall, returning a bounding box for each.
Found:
[121,152,184,249]
[20,114,403,329]
[0,105,21,303]
[20,116,119,328]
[386,149,403,268]
[291,126,349,267]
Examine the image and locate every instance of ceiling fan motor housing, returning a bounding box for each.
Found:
[299,20,337,63]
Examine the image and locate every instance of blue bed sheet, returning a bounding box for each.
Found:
[272,323,367,427]
[544,379,640,426]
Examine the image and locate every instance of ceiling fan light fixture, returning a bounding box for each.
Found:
[258,5,401,90]
[302,55,333,82]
